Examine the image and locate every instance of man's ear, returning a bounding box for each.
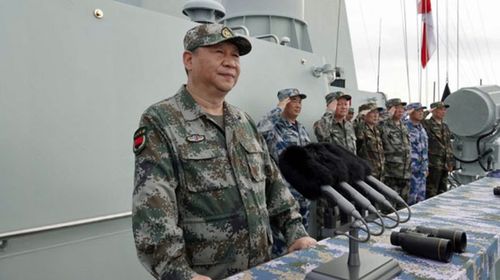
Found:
[183,51,193,71]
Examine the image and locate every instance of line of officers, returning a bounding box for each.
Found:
[256,88,454,254]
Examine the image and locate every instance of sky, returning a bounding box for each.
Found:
[345,0,500,105]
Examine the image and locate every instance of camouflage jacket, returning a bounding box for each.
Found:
[132,86,307,280]
[354,121,385,179]
[379,119,411,179]
[314,111,356,154]
[405,120,429,175]
[256,107,311,163]
[422,117,454,170]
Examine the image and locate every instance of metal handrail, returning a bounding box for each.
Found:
[255,34,280,44]
[0,211,131,241]
[228,25,250,36]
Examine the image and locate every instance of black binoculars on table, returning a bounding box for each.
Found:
[390,226,467,262]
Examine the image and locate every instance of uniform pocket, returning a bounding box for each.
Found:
[240,139,266,182]
[179,145,230,192]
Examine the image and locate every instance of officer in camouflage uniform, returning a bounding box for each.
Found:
[354,102,385,180]
[313,91,356,153]
[132,24,315,280]
[404,102,429,205]
[379,98,411,201]
[313,91,355,237]
[423,101,454,198]
[257,88,311,257]
[346,107,354,122]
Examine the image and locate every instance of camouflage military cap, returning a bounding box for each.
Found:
[325,91,351,104]
[184,23,252,56]
[386,98,407,109]
[406,102,427,110]
[358,102,383,112]
[348,108,354,113]
[277,88,307,101]
[430,101,450,109]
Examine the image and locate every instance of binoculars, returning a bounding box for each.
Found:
[390,226,467,262]
[494,186,500,195]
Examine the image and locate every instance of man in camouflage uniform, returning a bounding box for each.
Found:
[346,107,355,122]
[379,98,411,201]
[423,101,454,198]
[313,91,356,237]
[256,88,311,257]
[404,103,429,205]
[313,91,356,153]
[354,102,385,180]
[132,24,315,280]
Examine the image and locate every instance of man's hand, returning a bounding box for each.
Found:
[447,164,454,172]
[388,106,396,118]
[406,108,415,115]
[327,99,338,112]
[288,236,317,253]
[359,109,371,117]
[278,97,290,110]
[191,274,212,280]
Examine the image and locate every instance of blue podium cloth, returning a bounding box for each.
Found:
[227,177,500,280]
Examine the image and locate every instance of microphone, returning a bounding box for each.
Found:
[366,176,407,206]
[278,145,363,221]
[318,143,395,210]
[322,143,411,228]
[303,143,378,215]
[321,143,405,204]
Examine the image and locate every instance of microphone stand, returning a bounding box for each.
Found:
[347,225,360,268]
[306,214,402,280]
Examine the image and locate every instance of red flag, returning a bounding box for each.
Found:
[418,0,436,68]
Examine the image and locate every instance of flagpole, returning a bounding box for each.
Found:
[401,0,411,102]
[334,0,342,69]
[424,66,428,104]
[457,0,460,89]
[436,0,441,96]
[376,18,382,93]
[446,0,449,84]
[417,0,422,103]
[433,81,436,103]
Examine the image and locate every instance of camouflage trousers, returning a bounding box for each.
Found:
[408,172,426,205]
[271,187,310,258]
[427,167,448,198]
[383,177,410,205]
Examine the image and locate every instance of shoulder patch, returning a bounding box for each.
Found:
[133,126,148,155]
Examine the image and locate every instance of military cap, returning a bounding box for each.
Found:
[277,88,307,101]
[406,102,427,110]
[184,23,252,56]
[348,108,354,113]
[325,91,352,105]
[358,102,384,113]
[430,101,450,109]
[385,98,407,109]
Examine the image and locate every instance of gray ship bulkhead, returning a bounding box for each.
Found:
[0,0,385,279]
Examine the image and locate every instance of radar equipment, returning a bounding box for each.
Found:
[445,85,500,183]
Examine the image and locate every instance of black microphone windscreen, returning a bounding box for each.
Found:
[321,143,368,181]
[303,143,348,184]
[278,145,333,200]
